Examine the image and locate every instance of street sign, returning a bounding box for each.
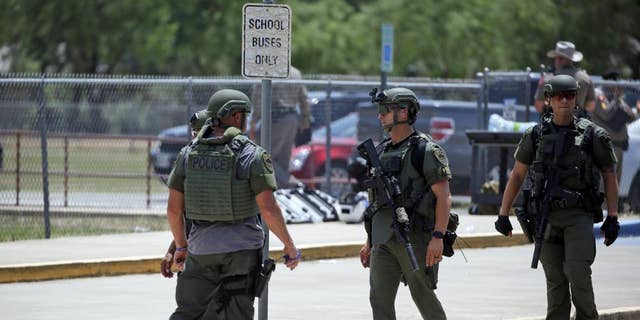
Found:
[381,24,393,73]
[242,3,291,79]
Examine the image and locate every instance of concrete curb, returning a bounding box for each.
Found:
[0,232,529,283]
[509,306,640,320]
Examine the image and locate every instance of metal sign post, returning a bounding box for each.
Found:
[380,23,394,90]
[242,2,291,320]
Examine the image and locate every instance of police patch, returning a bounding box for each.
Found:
[433,146,448,166]
[262,153,274,174]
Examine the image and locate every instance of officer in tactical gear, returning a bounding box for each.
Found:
[360,87,450,319]
[534,41,596,115]
[166,89,300,320]
[495,75,620,320]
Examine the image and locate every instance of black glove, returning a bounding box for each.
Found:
[494,215,513,236]
[600,215,620,246]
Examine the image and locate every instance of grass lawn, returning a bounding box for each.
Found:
[0,212,168,242]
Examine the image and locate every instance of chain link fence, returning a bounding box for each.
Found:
[0,72,638,241]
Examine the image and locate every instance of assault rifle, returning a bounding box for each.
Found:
[357,138,420,271]
[530,129,573,269]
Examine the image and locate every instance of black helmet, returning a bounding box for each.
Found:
[544,74,579,96]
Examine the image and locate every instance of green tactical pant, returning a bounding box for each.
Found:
[170,249,259,320]
[540,214,598,320]
[370,234,446,320]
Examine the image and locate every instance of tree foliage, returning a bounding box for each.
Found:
[0,0,638,78]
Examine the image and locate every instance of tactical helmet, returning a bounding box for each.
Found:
[189,109,208,132]
[544,74,579,96]
[207,89,251,119]
[370,87,420,124]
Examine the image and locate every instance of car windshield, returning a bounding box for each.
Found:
[312,112,358,139]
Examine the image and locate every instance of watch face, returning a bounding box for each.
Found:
[432,231,444,239]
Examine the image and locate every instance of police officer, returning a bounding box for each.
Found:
[589,71,638,183]
[534,41,596,115]
[249,66,311,188]
[161,108,209,278]
[166,89,300,320]
[495,75,620,320]
[359,87,450,319]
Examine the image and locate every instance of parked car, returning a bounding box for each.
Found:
[289,112,359,197]
[307,90,372,130]
[290,97,539,197]
[150,125,190,175]
[619,118,640,212]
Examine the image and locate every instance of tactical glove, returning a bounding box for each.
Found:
[600,215,620,246]
[494,215,513,236]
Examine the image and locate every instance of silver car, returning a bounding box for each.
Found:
[620,118,640,212]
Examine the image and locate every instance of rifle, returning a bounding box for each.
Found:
[357,138,420,271]
[530,128,572,269]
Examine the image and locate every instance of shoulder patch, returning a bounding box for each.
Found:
[262,153,274,174]
[432,145,449,166]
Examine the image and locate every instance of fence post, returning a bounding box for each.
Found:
[324,80,333,196]
[524,67,532,122]
[186,77,193,137]
[64,136,69,207]
[146,139,151,209]
[15,131,21,206]
[38,75,51,239]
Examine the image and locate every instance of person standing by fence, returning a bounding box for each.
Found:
[249,66,312,188]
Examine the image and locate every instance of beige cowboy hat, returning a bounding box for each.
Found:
[547,41,583,62]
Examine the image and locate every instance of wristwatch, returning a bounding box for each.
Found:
[432,231,444,239]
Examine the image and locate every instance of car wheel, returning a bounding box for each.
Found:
[629,175,640,213]
[318,161,351,199]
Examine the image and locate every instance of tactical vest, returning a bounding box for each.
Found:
[183,128,258,222]
[531,118,601,211]
[370,133,436,222]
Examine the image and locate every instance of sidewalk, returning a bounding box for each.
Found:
[1,213,638,283]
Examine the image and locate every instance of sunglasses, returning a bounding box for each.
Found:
[553,92,576,100]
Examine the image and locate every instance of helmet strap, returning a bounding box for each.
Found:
[383,109,409,132]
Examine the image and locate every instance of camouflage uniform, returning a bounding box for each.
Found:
[514,118,616,320]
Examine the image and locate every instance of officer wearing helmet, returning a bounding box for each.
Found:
[166,89,300,320]
[495,75,620,320]
[359,87,451,319]
[161,108,211,280]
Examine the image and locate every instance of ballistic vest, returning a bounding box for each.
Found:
[184,127,258,222]
[531,118,600,210]
[370,133,437,244]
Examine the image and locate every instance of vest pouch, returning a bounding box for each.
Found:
[184,146,236,221]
